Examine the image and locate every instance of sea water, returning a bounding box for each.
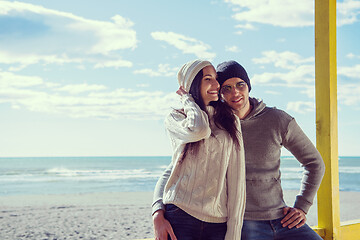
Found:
[0,156,359,196]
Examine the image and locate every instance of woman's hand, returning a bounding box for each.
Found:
[153,210,177,240]
[281,207,307,229]
[176,86,187,96]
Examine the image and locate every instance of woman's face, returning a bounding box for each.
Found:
[220,77,250,117]
[200,65,219,106]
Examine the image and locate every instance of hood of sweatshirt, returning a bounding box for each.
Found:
[243,97,267,121]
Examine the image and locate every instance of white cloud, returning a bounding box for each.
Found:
[346,53,356,59]
[0,50,83,71]
[0,88,48,105]
[133,69,160,77]
[68,14,137,55]
[251,50,315,87]
[301,87,315,99]
[251,67,314,86]
[134,64,178,77]
[338,64,360,78]
[286,101,315,114]
[226,0,314,27]
[56,84,107,94]
[275,77,360,108]
[235,23,256,30]
[0,50,133,71]
[0,70,43,87]
[264,90,281,95]
[0,1,136,67]
[252,51,314,70]
[338,84,360,106]
[151,31,216,60]
[226,0,360,28]
[337,0,360,26]
[225,45,241,53]
[136,84,150,88]
[94,59,133,69]
[252,52,360,107]
[252,72,284,84]
[0,70,179,120]
[0,85,178,120]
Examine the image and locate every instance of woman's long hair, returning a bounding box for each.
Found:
[177,69,206,163]
[213,99,241,149]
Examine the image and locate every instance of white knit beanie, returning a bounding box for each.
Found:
[177,59,212,92]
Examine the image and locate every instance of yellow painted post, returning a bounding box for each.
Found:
[315,0,340,239]
[340,220,360,239]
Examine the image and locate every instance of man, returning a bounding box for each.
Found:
[215,60,325,239]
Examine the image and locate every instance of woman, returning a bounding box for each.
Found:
[152,59,246,240]
[215,60,324,240]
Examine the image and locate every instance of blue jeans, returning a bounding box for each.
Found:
[164,204,227,240]
[241,218,323,240]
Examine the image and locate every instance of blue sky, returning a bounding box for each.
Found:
[0,0,359,157]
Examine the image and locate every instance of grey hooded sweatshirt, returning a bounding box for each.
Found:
[241,98,325,220]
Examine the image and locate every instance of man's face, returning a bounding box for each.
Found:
[220,77,250,117]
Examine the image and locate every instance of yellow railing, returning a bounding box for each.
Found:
[313,0,360,239]
[137,1,360,239]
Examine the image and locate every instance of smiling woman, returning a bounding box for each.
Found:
[152,59,246,240]
[200,66,220,105]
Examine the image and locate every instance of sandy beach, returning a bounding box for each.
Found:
[1,191,359,240]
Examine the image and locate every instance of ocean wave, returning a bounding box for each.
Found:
[339,167,360,174]
[281,166,360,174]
[45,167,157,176]
[0,167,165,183]
[280,167,302,172]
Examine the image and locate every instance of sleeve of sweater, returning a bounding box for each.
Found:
[224,136,246,240]
[165,94,211,145]
[151,163,173,215]
[283,118,325,214]
[152,95,210,215]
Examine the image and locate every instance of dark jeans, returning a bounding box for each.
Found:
[164,204,227,240]
[241,218,323,240]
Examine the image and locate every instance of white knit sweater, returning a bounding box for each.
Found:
[159,94,246,240]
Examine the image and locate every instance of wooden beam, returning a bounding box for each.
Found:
[312,227,326,239]
[315,0,340,239]
[340,221,360,239]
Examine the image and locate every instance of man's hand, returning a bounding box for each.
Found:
[281,207,307,229]
[153,210,177,240]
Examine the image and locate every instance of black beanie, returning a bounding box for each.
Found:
[216,60,251,92]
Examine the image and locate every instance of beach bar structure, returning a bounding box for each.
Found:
[140,0,360,239]
[313,0,360,239]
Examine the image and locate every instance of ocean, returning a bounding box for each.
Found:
[0,156,359,196]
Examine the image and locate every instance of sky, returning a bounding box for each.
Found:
[0,0,359,157]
